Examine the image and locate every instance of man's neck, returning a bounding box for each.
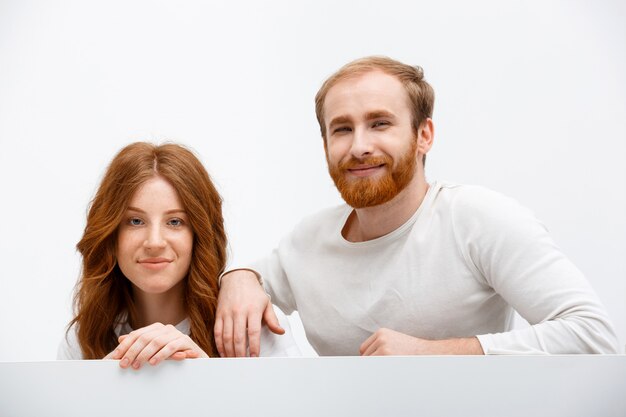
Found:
[342,176,430,243]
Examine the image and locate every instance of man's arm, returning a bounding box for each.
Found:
[360,328,484,356]
[361,187,619,357]
[214,269,283,358]
[452,186,619,354]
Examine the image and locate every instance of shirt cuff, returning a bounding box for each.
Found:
[218,268,264,288]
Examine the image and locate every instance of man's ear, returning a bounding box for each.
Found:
[417,118,434,155]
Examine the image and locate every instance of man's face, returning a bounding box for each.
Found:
[323,70,419,208]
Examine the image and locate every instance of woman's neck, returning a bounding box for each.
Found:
[130,282,186,329]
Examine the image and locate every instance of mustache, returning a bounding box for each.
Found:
[338,155,392,170]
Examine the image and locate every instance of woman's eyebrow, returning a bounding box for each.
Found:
[126,206,146,213]
[125,207,186,215]
[165,209,187,215]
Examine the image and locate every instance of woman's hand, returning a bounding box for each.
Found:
[104,322,208,369]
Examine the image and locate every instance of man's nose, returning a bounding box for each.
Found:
[349,128,374,159]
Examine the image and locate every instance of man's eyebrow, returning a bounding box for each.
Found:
[328,111,396,130]
[328,115,352,129]
[364,110,395,120]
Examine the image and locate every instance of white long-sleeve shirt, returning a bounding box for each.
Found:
[253,181,618,355]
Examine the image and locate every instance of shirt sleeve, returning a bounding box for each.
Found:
[451,186,619,354]
[251,245,298,316]
[258,306,302,357]
[57,325,84,360]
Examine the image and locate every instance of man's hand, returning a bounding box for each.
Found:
[214,269,284,357]
[359,328,484,356]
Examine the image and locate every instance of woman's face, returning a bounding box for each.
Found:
[116,176,193,297]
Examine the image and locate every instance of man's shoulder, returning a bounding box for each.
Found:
[437,180,503,198]
[434,181,538,230]
[293,204,350,232]
[436,181,526,213]
[278,204,350,250]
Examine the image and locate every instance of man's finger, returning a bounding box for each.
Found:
[247,312,263,357]
[233,314,248,357]
[361,340,379,356]
[214,317,225,357]
[222,317,235,357]
[262,303,285,335]
[359,332,377,356]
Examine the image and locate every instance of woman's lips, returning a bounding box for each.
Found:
[138,258,172,270]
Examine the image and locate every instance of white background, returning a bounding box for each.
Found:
[0,0,624,360]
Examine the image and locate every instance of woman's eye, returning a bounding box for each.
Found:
[129,217,144,226]
[167,218,183,227]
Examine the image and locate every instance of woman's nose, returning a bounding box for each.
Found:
[143,226,167,250]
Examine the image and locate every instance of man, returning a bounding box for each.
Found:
[214,56,618,357]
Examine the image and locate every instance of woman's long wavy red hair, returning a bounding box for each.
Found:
[68,142,226,358]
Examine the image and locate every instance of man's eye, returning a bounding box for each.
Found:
[372,121,390,128]
[129,217,144,226]
[333,126,351,134]
[167,218,183,227]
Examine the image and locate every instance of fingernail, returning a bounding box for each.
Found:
[250,353,258,358]
[120,358,129,368]
[132,361,140,369]
[149,358,157,366]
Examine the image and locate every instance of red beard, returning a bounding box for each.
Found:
[328,140,418,208]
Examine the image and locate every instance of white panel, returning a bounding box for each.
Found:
[1,357,625,417]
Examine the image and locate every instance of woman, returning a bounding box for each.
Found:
[58,142,299,367]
